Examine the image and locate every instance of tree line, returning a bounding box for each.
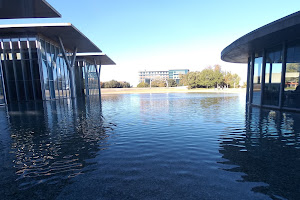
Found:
[179,65,241,89]
[100,80,131,88]
[137,65,241,89]
[137,79,177,88]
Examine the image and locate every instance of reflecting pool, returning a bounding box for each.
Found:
[0,93,299,200]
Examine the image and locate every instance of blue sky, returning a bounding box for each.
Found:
[2,0,300,86]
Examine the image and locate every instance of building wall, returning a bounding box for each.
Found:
[40,38,72,100]
[0,35,82,104]
[169,69,189,84]
[138,69,189,84]
[0,34,104,104]
[0,36,43,103]
[247,40,300,110]
[138,71,169,84]
[76,60,100,96]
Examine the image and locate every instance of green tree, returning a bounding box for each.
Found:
[151,78,166,87]
[223,72,232,88]
[187,71,200,89]
[137,82,149,87]
[212,65,224,87]
[179,74,188,86]
[231,74,241,88]
[199,68,215,88]
[103,80,131,88]
[120,81,131,88]
[223,72,241,88]
[104,80,121,88]
[286,63,300,72]
[167,79,177,87]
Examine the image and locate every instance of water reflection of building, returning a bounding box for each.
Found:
[0,98,114,199]
[219,107,300,200]
[0,0,115,106]
[221,11,300,111]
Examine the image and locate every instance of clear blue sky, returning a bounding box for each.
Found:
[2,0,300,86]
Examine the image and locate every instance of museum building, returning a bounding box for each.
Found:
[0,0,115,105]
[221,11,300,112]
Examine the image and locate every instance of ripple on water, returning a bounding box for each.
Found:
[0,94,299,199]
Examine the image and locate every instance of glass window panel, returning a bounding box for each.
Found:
[59,81,63,97]
[45,79,50,100]
[17,80,26,101]
[26,80,34,100]
[14,60,23,81]
[246,58,251,103]
[34,80,42,100]
[60,57,66,82]
[8,80,17,102]
[5,60,15,80]
[0,70,4,104]
[51,45,58,84]
[22,59,32,81]
[252,57,263,105]
[3,42,10,50]
[263,47,282,106]
[49,81,55,99]
[30,49,38,60]
[42,59,48,80]
[32,59,40,80]
[284,41,300,108]
[29,41,36,49]
[40,39,46,60]
[11,41,19,50]
[45,42,53,81]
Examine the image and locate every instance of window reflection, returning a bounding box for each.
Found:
[0,62,4,104]
[252,57,263,105]
[40,38,72,100]
[263,47,282,106]
[283,42,300,108]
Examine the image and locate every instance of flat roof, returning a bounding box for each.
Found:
[76,53,116,65]
[0,0,61,19]
[0,23,102,53]
[221,11,300,63]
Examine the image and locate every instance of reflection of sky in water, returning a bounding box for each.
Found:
[0,94,299,199]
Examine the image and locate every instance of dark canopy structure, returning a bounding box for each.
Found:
[221,11,300,63]
[0,23,102,53]
[0,0,61,19]
[76,53,116,65]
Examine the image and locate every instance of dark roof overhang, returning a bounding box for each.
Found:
[76,53,116,65]
[0,0,61,19]
[0,23,102,53]
[221,11,300,63]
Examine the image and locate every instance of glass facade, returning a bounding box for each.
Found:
[252,57,263,105]
[0,37,42,103]
[0,35,103,105]
[0,61,5,104]
[263,46,282,106]
[76,60,101,97]
[248,40,300,111]
[284,41,300,108]
[40,38,71,100]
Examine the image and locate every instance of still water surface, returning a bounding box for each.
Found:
[0,93,299,200]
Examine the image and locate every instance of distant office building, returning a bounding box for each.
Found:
[169,69,189,84]
[138,71,169,84]
[138,69,189,84]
